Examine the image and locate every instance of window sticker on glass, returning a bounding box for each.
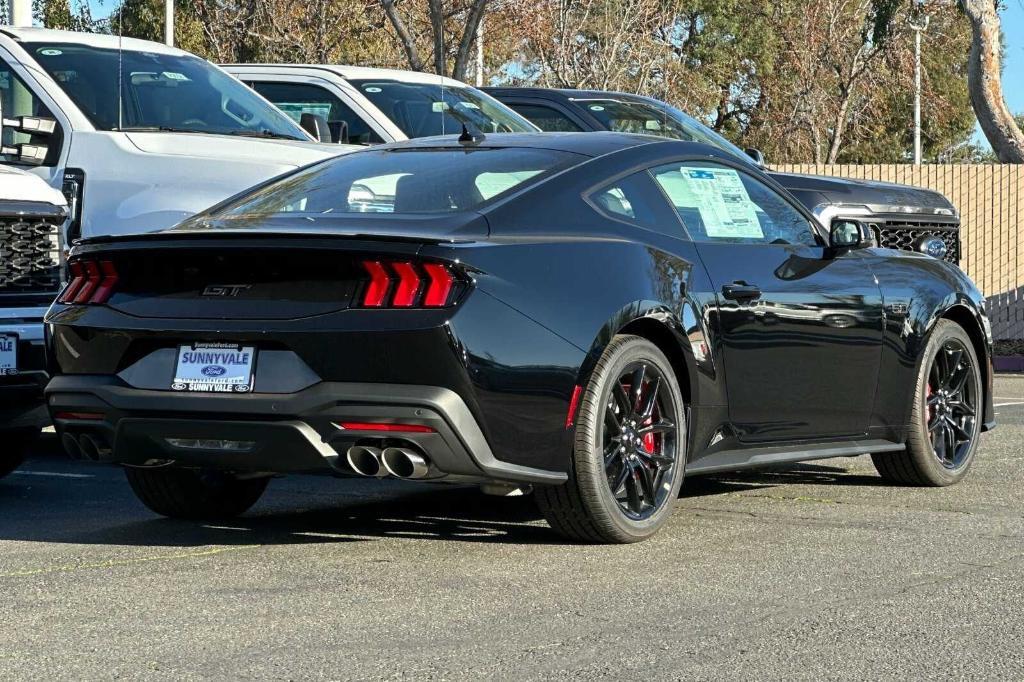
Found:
[674,167,763,239]
[162,71,191,81]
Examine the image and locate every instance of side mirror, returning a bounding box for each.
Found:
[299,113,332,143]
[745,147,766,167]
[830,219,871,249]
[0,141,48,165]
[3,115,57,136]
[0,99,56,165]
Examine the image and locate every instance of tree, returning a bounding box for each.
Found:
[33,0,99,31]
[961,0,1024,162]
[111,0,207,55]
[380,0,491,80]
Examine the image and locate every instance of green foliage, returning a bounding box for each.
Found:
[110,0,208,56]
[33,0,99,31]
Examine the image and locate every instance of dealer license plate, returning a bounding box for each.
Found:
[0,334,17,376]
[172,343,256,393]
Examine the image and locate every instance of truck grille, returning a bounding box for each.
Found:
[870,220,959,265]
[0,215,62,295]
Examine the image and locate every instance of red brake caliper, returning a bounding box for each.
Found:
[642,384,657,453]
[926,382,934,421]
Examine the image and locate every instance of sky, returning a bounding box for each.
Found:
[82,0,1024,150]
[999,0,1024,117]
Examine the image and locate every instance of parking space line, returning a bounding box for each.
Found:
[994,401,1024,407]
[11,471,94,479]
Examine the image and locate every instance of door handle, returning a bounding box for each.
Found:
[721,281,762,301]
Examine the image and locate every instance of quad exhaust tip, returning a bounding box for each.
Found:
[345,444,433,479]
[61,433,82,459]
[346,445,385,477]
[381,447,430,480]
[78,433,110,462]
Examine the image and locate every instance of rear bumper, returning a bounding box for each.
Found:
[0,308,50,432]
[45,376,567,485]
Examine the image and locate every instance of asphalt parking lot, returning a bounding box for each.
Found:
[1,378,1023,680]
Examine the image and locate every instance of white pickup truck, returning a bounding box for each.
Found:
[1,27,345,241]
[221,64,539,144]
[0,164,66,478]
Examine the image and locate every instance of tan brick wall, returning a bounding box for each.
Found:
[774,164,1024,340]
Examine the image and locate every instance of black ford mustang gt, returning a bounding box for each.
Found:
[44,132,994,543]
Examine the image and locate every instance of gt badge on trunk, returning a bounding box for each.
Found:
[172,342,256,393]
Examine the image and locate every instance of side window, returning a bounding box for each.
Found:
[651,162,819,246]
[588,171,681,235]
[509,103,583,132]
[0,61,61,166]
[250,81,384,145]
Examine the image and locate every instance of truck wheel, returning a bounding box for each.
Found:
[124,466,269,519]
[536,335,686,543]
[0,431,35,479]
[872,320,983,486]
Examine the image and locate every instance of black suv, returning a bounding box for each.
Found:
[485,88,960,264]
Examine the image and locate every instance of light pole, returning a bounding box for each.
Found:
[909,4,930,165]
[10,0,32,27]
[165,0,174,46]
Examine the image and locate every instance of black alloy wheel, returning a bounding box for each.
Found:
[872,319,983,486]
[536,335,687,543]
[925,337,978,469]
[602,361,679,520]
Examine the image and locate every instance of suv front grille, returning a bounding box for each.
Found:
[870,220,959,265]
[0,216,62,295]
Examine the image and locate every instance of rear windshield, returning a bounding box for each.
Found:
[350,80,537,138]
[24,42,308,140]
[207,146,584,219]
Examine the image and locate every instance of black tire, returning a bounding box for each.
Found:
[0,430,35,479]
[536,335,687,543]
[872,319,983,486]
[124,466,269,519]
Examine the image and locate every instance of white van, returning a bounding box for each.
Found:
[221,64,539,145]
[0,28,346,240]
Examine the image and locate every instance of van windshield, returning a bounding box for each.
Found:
[24,42,309,140]
[198,146,583,222]
[350,79,537,138]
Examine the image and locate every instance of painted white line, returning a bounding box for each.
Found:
[994,401,1024,407]
[11,471,94,479]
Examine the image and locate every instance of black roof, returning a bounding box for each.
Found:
[483,87,656,105]
[371,131,666,158]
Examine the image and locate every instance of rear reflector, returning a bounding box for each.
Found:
[59,258,119,305]
[359,260,458,308]
[334,421,436,433]
[53,411,105,421]
[565,385,583,429]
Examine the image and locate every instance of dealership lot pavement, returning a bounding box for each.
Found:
[2,378,1023,680]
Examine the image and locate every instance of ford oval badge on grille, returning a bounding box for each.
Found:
[917,236,948,260]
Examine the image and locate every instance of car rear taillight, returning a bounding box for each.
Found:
[359,260,458,308]
[58,258,119,305]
